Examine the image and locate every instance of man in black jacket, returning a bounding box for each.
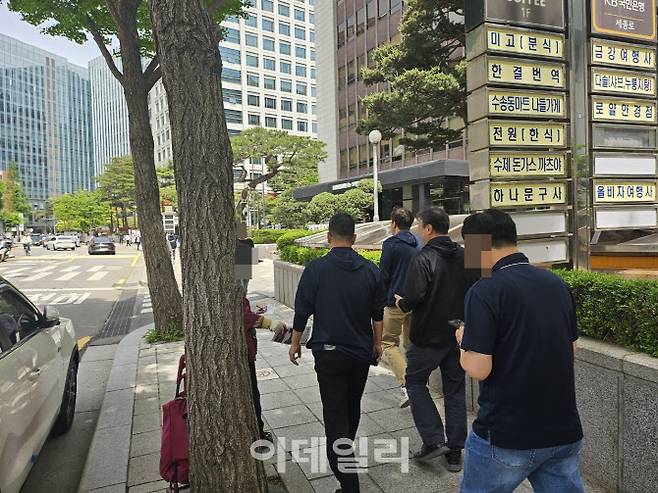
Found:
[380,207,421,408]
[395,207,469,472]
[290,213,386,493]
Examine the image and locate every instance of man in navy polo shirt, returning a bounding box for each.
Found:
[456,209,584,493]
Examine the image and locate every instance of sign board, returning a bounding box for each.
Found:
[490,181,568,207]
[594,206,658,229]
[469,119,568,150]
[469,88,566,121]
[590,38,656,69]
[510,210,569,236]
[591,123,657,149]
[591,0,657,42]
[519,238,569,264]
[590,67,656,97]
[465,0,565,32]
[593,180,657,203]
[469,149,568,180]
[467,56,566,91]
[593,154,657,176]
[591,96,657,124]
[467,24,565,60]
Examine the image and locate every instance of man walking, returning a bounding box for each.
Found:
[168,234,178,263]
[394,207,469,472]
[290,213,386,493]
[457,209,584,493]
[380,207,420,407]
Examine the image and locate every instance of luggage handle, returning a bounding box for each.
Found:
[175,354,186,398]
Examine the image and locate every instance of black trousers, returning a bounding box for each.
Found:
[315,350,370,493]
[249,361,265,437]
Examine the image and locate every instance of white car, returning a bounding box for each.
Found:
[0,281,78,493]
[46,236,77,251]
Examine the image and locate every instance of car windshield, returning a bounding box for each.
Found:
[95,237,113,242]
[56,236,74,240]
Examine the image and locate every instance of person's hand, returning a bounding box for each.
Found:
[393,294,402,309]
[255,305,266,315]
[289,343,302,366]
[455,323,465,347]
[374,342,383,363]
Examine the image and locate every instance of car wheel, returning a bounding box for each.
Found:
[51,352,78,436]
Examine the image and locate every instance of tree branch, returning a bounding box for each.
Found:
[145,65,162,92]
[85,14,123,83]
[248,167,280,188]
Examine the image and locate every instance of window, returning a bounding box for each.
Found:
[282,118,293,130]
[296,63,307,77]
[222,67,241,84]
[263,37,275,52]
[356,54,366,81]
[280,60,292,74]
[295,45,306,59]
[338,65,346,90]
[245,14,257,28]
[348,104,356,129]
[347,60,355,84]
[296,82,307,95]
[248,114,261,125]
[279,22,291,36]
[379,0,389,17]
[312,121,318,133]
[246,53,259,67]
[309,30,315,42]
[294,8,305,21]
[367,0,377,27]
[265,97,277,109]
[339,107,347,131]
[247,93,260,106]
[356,8,366,35]
[310,67,317,80]
[264,76,276,90]
[280,41,291,55]
[337,23,346,48]
[279,2,290,16]
[224,109,243,124]
[297,101,308,113]
[295,26,306,40]
[219,46,240,64]
[310,49,316,61]
[311,104,317,116]
[222,88,242,104]
[265,116,277,128]
[0,288,40,349]
[224,27,240,44]
[245,33,258,47]
[264,57,276,70]
[262,18,274,32]
[347,16,355,39]
[261,0,273,12]
[281,79,292,92]
[297,119,308,132]
[310,12,315,23]
[281,99,293,111]
[247,73,259,87]
[391,0,402,13]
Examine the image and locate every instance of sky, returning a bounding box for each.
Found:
[0,3,101,67]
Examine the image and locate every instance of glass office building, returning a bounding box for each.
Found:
[0,33,94,209]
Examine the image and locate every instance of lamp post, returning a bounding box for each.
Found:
[368,129,382,222]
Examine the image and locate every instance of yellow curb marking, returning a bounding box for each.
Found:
[115,278,126,286]
[130,253,142,267]
[77,336,92,351]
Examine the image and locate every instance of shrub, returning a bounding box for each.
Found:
[555,270,658,357]
[251,229,290,244]
[358,249,382,266]
[144,327,184,344]
[275,229,318,249]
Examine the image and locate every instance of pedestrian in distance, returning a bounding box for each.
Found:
[457,209,584,493]
[379,207,421,408]
[20,233,32,256]
[290,213,386,493]
[135,235,141,250]
[168,234,178,263]
[394,207,471,472]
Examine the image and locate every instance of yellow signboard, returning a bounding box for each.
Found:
[591,68,656,97]
[488,57,566,89]
[591,96,657,124]
[490,182,567,208]
[594,181,657,203]
[489,121,567,147]
[486,25,565,59]
[591,38,656,70]
[490,152,568,178]
[488,90,566,118]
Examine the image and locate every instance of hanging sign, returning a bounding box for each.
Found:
[467,24,565,60]
[466,0,565,32]
[590,38,656,69]
[590,68,656,97]
[591,96,657,124]
[591,0,657,42]
[489,151,568,177]
[469,88,566,121]
[490,181,568,208]
[594,180,657,203]
[489,120,567,147]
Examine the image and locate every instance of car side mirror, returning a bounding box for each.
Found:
[42,305,61,327]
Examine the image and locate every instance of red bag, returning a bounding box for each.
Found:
[160,354,189,492]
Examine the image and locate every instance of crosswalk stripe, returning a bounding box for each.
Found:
[56,271,80,281]
[61,265,80,272]
[24,271,55,282]
[141,307,153,314]
[87,265,104,272]
[88,271,107,281]
[34,265,57,273]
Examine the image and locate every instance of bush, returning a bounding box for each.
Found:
[275,229,317,249]
[555,270,658,357]
[358,249,382,266]
[278,244,382,267]
[144,327,184,344]
[251,229,289,244]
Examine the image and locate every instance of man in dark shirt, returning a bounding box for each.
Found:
[380,207,420,407]
[457,209,584,493]
[290,213,385,493]
[394,207,469,472]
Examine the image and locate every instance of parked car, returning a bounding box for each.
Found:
[62,233,81,247]
[0,280,78,493]
[46,236,77,251]
[30,234,43,247]
[0,240,11,262]
[88,236,116,255]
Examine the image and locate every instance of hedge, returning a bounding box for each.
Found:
[251,229,290,245]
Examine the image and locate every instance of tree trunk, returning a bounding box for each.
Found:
[150,1,267,491]
[122,205,129,232]
[109,0,183,333]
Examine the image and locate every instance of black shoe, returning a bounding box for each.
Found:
[261,431,273,442]
[445,449,462,472]
[412,443,450,461]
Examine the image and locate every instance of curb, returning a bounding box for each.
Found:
[78,323,154,493]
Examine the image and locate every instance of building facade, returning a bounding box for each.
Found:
[0,33,94,210]
[310,0,468,217]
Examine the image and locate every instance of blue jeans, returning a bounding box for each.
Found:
[461,431,585,493]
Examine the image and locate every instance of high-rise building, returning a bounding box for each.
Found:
[303,0,469,217]
[0,33,94,210]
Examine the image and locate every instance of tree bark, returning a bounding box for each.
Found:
[150,1,267,491]
[106,0,183,333]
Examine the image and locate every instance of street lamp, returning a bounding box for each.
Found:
[368,129,382,222]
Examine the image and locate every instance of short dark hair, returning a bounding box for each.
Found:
[390,207,414,230]
[462,209,518,248]
[329,213,355,239]
[417,207,450,234]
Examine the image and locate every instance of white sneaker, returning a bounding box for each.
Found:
[400,386,410,408]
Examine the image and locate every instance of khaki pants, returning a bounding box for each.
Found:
[382,306,411,386]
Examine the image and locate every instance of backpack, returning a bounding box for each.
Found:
[160,354,190,492]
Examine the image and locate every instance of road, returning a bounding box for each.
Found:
[1,243,154,493]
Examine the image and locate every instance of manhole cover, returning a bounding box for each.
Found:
[256,367,279,381]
